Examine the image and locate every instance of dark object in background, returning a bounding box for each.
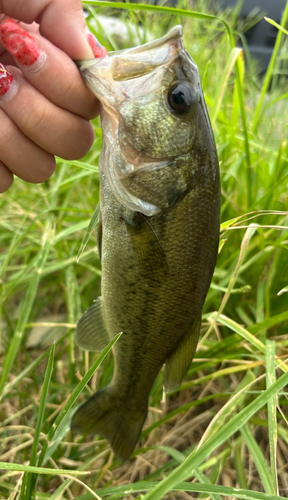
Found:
[152,0,286,71]
[217,0,286,71]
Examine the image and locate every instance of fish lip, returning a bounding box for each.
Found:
[75,25,183,69]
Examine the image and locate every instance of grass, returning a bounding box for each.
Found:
[1,0,288,498]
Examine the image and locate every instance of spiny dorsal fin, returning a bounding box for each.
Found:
[75,296,110,352]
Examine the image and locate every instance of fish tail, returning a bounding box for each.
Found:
[71,388,148,461]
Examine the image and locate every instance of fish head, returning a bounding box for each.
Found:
[79,26,217,216]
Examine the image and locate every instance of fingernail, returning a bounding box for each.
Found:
[0,63,18,102]
[86,30,108,58]
[0,18,47,70]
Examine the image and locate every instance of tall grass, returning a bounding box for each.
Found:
[1,1,288,498]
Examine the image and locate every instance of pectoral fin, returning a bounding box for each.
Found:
[164,317,201,392]
[75,296,110,351]
[125,212,168,280]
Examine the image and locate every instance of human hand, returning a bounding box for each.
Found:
[0,1,107,193]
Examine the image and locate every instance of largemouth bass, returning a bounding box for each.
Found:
[72,26,220,461]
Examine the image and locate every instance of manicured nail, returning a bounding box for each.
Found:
[0,18,47,70]
[0,63,18,102]
[86,30,108,58]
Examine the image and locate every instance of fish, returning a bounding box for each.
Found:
[71,26,221,461]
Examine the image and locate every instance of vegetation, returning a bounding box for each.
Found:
[1,1,288,498]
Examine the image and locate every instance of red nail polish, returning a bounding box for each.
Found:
[87,32,108,58]
[0,18,42,66]
[0,63,13,97]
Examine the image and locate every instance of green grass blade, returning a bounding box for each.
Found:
[91,481,288,500]
[0,216,30,351]
[53,219,92,245]
[233,50,251,208]
[215,313,266,353]
[22,343,55,499]
[265,17,288,36]
[231,47,245,129]
[87,5,118,51]
[252,1,288,133]
[177,361,263,394]
[210,47,243,124]
[153,445,186,463]
[0,165,66,397]
[141,394,227,438]
[36,333,121,468]
[240,423,274,494]
[248,310,288,336]
[193,468,223,500]
[1,336,67,399]
[82,1,231,35]
[141,370,288,500]
[216,314,288,375]
[0,462,89,476]
[77,203,101,262]
[197,370,256,446]
[0,221,55,397]
[55,157,99,172]
[266,340,278,495]
[233,441,248,489]
[207,225,257,336]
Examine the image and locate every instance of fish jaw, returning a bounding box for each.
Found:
[77,26,188,121]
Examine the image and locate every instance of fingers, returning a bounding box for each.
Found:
[0,107,56,186]
[0,160,13,192]
[0,17,100,119]
[0,66,95,160]
[0,2,108,194]
[0,0,96,60]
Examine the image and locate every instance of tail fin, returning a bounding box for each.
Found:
[71,388,148,461]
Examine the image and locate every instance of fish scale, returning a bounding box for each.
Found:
[72,26,220,460]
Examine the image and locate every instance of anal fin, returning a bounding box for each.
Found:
[75,296,110,352]
[164,317,201,392]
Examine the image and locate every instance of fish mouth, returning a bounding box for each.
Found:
[75,25,183,70]
[75,25,187,112]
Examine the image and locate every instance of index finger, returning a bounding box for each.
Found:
[0,0,95,60]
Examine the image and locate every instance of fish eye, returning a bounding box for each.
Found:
[167,83,196,115]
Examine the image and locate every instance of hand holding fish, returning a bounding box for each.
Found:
[0,0,103,193]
